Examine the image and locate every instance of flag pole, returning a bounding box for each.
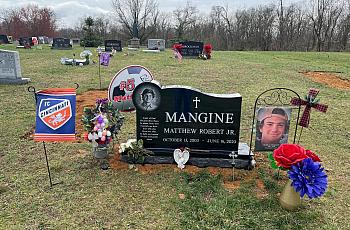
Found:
[43,141,53,187]
[98,53,101,90]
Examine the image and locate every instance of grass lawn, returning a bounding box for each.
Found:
[0,44,349,229]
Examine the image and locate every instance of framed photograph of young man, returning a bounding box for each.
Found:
[255,107,292,151]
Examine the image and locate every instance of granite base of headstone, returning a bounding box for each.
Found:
[129,38,140,49]
[0,49,30,84]
[120,143,254,168]
[142,49,160,53]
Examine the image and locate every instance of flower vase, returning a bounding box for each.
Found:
[279,179,302,210]
[93,144,108,159]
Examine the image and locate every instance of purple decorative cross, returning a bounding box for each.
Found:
[290,88,328,128]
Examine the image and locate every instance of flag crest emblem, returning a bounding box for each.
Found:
[39,99,72,130]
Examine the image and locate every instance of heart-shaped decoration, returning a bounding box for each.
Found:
[173,148,190,169]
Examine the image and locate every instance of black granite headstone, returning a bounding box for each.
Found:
[131,82,242,166]
[18,37,32,47]
[180,41,204,58]
[52,38,72,49]
[0,35,10,44]
[105,40,122,52]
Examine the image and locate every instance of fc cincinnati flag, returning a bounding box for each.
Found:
[34,88,76,142]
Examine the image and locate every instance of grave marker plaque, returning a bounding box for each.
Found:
[179,41,203,58]
[0,49,30,84]
[133,82,242,163]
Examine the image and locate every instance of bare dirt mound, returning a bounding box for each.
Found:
[301,71,350,90]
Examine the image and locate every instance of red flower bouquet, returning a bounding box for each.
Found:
[272,144,308,169]
[203,43,212,59]
[172,44,183,53]
[269,144,328,202]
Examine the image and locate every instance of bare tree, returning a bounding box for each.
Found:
[277,0,285,50]
[0,5,56,39]
[94,16,110,40]
[173,1,198,40]
[308,0,343,51]
[337,0,350,50]
[111,0,159,42]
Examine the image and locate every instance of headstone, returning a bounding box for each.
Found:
[38,36,49,44]
[51,38,72,49]
[0,35,11,44]
[0,49,30,84]
[179,41,204,58]
[129,82,251,168]
[108,65,153,111]
[18,37,32,48]
[148,39,165,51]
[72,38,81,45]
[129,38,140,49]
[104,40,122,52]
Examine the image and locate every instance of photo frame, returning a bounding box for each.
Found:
[255,107,292,151]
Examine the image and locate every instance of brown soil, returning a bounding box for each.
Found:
[109,148,273,194]
[76,90,108,140]
[301,71,350,90]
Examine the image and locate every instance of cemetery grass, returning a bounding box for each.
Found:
[0,44,349,229]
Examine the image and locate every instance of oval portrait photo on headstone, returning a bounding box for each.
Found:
[133,82,161,112]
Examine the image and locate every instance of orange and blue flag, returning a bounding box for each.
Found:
[34,88,76,142]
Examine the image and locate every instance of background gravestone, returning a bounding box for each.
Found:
[18,37,32,47]
[52,38,72,49]
[0,35,11,44]
[72,38,81,45]
[180,41,204,58]
[38,36,49,44]
[0,49,30,84]
[147,39,165,51]
[105,40,122,52]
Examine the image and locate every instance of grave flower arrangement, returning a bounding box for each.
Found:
[82,98,124,147]
[118,139,152,164]
[201,43,212,59]
[172,43,183,54]
[269,144,328,200]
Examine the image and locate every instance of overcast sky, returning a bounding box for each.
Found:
[1,0,302,28]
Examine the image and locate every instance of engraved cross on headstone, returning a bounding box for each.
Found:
[193,97,200,108]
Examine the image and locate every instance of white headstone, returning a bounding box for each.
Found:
[147,39,165,51]
[0,49,30,84]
